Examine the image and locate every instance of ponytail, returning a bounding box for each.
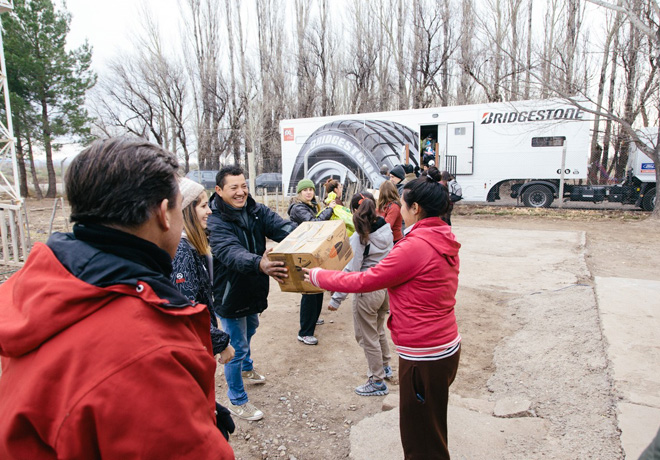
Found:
[350,192,377,245]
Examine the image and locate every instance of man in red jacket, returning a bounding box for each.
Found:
[0,138,234,459]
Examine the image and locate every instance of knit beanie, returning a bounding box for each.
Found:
[296,178,315,193]
[390,164,406,181]
[179,177,206,209]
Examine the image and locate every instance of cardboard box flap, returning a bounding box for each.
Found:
[272,220,345,254]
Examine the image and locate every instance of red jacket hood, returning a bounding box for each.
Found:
[0,243,205,359]
[406,217,461,260]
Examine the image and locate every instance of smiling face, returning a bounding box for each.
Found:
[194,191,211,229]
[216,174,248,208]
[300,187,315,204]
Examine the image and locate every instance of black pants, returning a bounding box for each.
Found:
[399,348,461,460]
[299,293,323,337]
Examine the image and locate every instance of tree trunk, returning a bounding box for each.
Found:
[15,124,29,198]
[40,97,57,198]
[26,134,43,200]
[524,0,532,99]
[509,0,521,99]
[396,0,406,109]
[458,0,474,105]
[589,10,620,184]
[440,0,450,106]
[564,0,579,95]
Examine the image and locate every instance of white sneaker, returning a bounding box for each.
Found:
[227,401,264,421]
[297,335,318,345]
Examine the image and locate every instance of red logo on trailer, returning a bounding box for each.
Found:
[283,128,294,141]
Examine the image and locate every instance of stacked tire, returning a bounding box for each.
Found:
[288,120,419,193]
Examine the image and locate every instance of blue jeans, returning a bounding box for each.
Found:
[220,314,259,405]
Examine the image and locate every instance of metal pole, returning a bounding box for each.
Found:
[558,142,567,208]
[0,11,21,202]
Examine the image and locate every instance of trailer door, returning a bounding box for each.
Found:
[447,122,474,174]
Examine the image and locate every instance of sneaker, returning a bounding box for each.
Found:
[242,369,266,384]
[227,401,264,421]
[297,335,318,345]
[316,318,325,325]
[355,378,389,396]
[383,365,393,380]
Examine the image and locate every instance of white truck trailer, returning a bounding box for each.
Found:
[279,98,656,210]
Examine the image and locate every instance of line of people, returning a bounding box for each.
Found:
[0,137,463,460]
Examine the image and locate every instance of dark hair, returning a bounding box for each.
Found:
[441,170,452,182]
[216,165,245,188]
[66,137,179,227]
[350,191,377,245]
[402,167,449,219]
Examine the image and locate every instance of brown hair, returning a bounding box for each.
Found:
[350,192,377,245]
[66,137,179,227]
[324,178,343,205]
[325,178,340,195]
[182,192,211,256]
[377,180,400,211]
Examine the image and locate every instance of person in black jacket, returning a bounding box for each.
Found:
[287,178,336,345]
[208,165,296,422]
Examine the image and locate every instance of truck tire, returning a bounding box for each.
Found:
[642,187,656,211]
[522,185,554,208]
[288,120,420,194]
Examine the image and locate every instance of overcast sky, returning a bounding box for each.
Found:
[65,0,180,72]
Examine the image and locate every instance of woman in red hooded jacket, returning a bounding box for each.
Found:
[305,167,461,460]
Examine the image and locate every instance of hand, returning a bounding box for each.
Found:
[328,201,337,209]
[217,344,235,365]
[328,304,338,311]
[302,267,311,282]
[259,248,288,283]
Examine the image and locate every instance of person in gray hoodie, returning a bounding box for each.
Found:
[327,191,394,396]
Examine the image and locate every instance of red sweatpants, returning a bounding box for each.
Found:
[398,348,461,460]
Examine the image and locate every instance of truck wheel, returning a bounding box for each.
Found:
[522,185,554,208]
[642,188,656,211]
[288,120,420,194]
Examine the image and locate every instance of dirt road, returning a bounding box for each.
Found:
[215,207,659,460]
[5,200,659,459]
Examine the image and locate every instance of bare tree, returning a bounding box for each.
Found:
[458,0,477,104]
[182,0,228,170]
[589,7,623,183]
[256,0,289,172]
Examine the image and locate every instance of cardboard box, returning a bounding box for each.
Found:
[270,220,353,293]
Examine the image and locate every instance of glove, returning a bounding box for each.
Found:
[215,401,236,440]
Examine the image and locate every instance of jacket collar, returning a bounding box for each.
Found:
[48,225,191,308]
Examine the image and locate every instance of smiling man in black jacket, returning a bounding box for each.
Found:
[208,165,296,421]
